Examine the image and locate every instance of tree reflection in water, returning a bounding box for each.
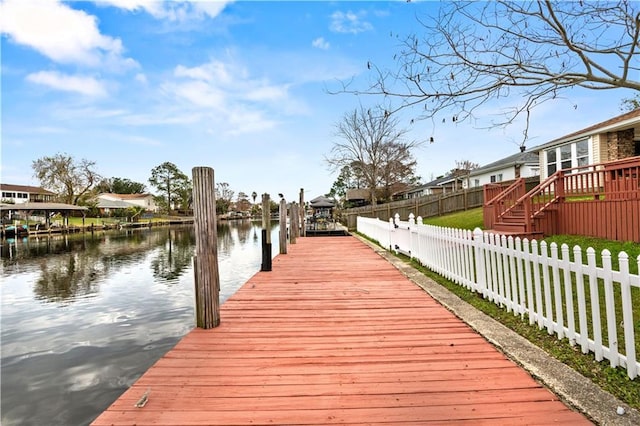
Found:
[2,222,267,304]
[2,226,198,303]
[150,228,196,283]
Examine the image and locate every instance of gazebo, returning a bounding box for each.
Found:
[309,196,335,220]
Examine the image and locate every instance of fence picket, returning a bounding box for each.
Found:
[515,237,526,317]
[506,236,517,314]
[573,245,590,354]
[587,248,604,362]
[561,244,576,345]
[550,243,565,339]
[601,249,618,368]
[619,253,637,379]
[540,242,554,335]
[523,239,535,326]
[532,240,544,329]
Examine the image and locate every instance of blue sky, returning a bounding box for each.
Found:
[1,1,636,202]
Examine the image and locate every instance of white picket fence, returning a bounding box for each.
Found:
[357,214,640,379]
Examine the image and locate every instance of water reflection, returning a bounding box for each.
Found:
[1,221,279,426]
[150,228,196,284]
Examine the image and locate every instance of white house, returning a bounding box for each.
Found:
[0,183,56,204]
[96,193,158,212]
[403,173,460,199]
[464,150,540,188]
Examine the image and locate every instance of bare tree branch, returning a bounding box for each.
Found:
[331,1,640,145]
[326,105,423,204]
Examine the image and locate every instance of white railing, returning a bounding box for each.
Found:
[357,214,640,380]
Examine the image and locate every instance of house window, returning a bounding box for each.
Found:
[546,138,590,176]
[560,145,572,170]
[576,140,589,168]
[490,174,503,183]
[17,193,27,198]
[474,179,480,187]
[546,149,557,176]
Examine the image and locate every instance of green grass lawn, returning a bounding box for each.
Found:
[421,207,484,230]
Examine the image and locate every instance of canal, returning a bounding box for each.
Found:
[0,221,280,426]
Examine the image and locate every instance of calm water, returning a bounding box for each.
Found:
[0,221,280,426]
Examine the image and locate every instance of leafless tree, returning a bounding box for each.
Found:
[326,106,423,204]
[32,153,101,205]
[338,1,640,144]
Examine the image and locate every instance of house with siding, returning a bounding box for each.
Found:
[532,108,640,179]
[463,150,540,189]
[0,183,56,204]
[484,108,640,242]
[96,193,158,212]
[402,173,459,199]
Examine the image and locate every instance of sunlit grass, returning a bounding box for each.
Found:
[421,207,484,230]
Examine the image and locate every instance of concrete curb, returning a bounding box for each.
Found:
[353,234,640,426]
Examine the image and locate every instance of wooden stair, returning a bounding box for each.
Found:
[490,206,543,240]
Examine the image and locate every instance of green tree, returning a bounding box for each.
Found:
[148,162,190,213]
[620,94,640,112]
[32,153,101,205]
[236,191,251,212]
[215,182,234,215]
[95,177,146,194]
[326,105,423,205]
[345,1,640,143]
[328,165,360,200]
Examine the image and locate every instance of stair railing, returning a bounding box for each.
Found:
[483,178,525,229]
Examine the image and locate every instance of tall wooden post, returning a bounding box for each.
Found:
[290,202,297,244]
[261,193,272,271]
[279,197,287,254]
[299,188,305,237]
[192,167,220,329]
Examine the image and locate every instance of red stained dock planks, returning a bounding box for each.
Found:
[92,236,590,425]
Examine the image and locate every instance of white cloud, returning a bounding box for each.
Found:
[170,59,289,107]
[162,57,301,135]
[0,0,137,70]
[97,0,233,22]
[135,73,148,84]
[312,37,330,50]
[330,10,373,34]
[225,109,278,136]
[26,71,107,97]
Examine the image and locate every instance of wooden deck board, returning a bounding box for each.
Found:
[92,236,590,425]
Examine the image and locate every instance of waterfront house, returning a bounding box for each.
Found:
[96,193,158,213]
[534,108,640,180]
[0,183,56,204]
[484,108,640,242]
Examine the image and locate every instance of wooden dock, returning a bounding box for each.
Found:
[92,236,590,425]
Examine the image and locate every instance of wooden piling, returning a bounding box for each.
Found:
[289,202,297,244]
[299,188,305,237]
[279,197,287,254]
[261,193,272,271]
[191,167,220,329]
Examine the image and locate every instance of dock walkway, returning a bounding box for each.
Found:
[92,236,589,425]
